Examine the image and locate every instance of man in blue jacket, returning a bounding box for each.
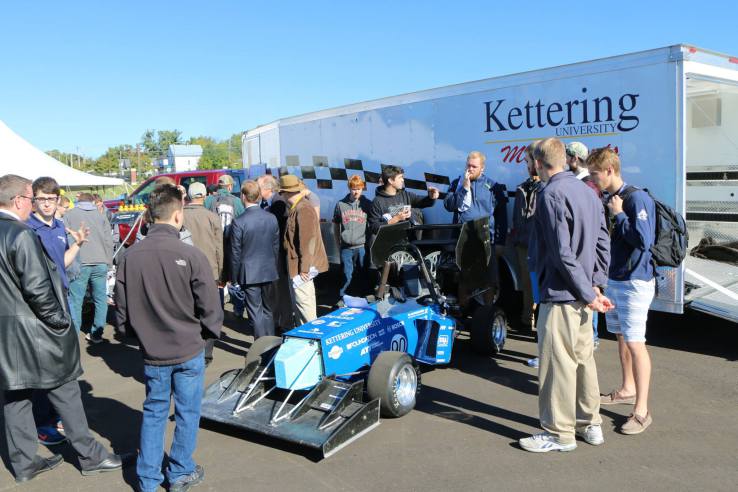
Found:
[519,138,613,453]
[588,148,657,435]
[444,151,508,303]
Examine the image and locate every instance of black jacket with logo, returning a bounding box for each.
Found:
[115,224,223,365]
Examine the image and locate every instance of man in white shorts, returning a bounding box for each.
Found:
[587,148,657,435]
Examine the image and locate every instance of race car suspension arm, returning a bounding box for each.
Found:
[232,352,279,415]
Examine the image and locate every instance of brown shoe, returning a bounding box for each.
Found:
[621,412,652,435]
[600,391,636,405]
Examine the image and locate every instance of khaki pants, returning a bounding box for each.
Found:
[537,302,601,444]
[515,246,535,327]
[291,279,317,326]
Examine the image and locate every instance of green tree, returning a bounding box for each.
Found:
[199,142,229,169]
[140,129,182,157]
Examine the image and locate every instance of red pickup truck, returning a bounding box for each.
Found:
[108,168,249,248]
[105,168,248,213]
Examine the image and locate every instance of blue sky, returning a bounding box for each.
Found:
[1,0,736,157]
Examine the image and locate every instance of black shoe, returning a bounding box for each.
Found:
[169,464,205,492]
[85,332,104,344]
[15,454,64,483]
[81,453,129,476]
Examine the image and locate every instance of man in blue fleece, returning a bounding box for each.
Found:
[444,151,508,303]
[588,147,657,435]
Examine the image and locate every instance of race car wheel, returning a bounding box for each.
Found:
[244,335,282,367]
[470,305,507,355]
[367,352,421,418]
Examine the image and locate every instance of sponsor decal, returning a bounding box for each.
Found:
[407,309,427,318]
[344,308,364,316]
[325,318,384,345]
[327,321,344,328]
[437,350,445,356]
[360,341,384,356]
[312,319,326,325]
[438,335,449,347]
[328,345,343,360]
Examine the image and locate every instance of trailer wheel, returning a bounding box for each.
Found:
[244,336,282,367]
[367,352,421,418]
[470,305,507,355]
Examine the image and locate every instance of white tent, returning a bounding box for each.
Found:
[0,120,124,187]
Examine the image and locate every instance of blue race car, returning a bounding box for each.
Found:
[200,219,506,457]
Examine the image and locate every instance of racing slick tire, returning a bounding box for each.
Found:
[244,335,283,367]
[367,352,421,418]
[470,305,507,355]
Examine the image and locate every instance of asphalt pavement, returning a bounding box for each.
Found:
[1,278,736,492]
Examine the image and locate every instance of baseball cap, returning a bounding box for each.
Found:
[218,174,234,185]
[565,142,589,161]
[188,182,207,199]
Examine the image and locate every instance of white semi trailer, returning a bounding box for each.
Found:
[242,44,738,322]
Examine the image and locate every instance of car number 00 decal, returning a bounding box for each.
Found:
[391,334,407,352]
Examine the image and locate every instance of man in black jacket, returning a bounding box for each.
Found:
[0,174,126,483]
[115,184,222,492]
[230,180,280,338]
[257,174,294,331]
[367,165,439,236]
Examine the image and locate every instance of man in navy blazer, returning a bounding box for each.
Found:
[230,180,280,338]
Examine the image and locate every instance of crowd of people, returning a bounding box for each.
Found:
[0,136,660,487]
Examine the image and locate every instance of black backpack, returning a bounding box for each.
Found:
[620,186,689,267]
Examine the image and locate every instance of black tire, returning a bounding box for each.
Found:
[367,352,421,418]
[244,336,282,367]
[470,305,507,355]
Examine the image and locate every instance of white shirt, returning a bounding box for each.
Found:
[0,209,21,221]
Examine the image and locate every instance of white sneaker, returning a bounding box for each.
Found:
[519,432,577,453]
[576,424,604,445]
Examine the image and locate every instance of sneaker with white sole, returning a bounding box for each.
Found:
[576,424,604,445]
[519,432,577,453]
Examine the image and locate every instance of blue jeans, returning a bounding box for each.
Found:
[593,310,600,344]
[68,264,108,334]
[137,352,205,492]
[340,247,365,297]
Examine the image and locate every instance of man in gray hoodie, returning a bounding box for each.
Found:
[64,192,113,343]
[333,175,372,300]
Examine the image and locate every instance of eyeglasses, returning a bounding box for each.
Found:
[33,197,59,205]
[15,195,34,202]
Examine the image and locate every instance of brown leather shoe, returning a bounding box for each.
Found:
[600,391,636,405]
[621,412,652,435]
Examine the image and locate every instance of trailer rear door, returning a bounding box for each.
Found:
[682,60,738,323]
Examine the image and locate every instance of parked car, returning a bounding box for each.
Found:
[104,168,248,214]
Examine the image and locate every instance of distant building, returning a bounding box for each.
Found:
[167,144,202,172]
[152,157,170,172]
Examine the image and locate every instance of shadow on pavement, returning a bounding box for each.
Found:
[644,310,738,361]
[86,337,145,384]
[416,384,539,440]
